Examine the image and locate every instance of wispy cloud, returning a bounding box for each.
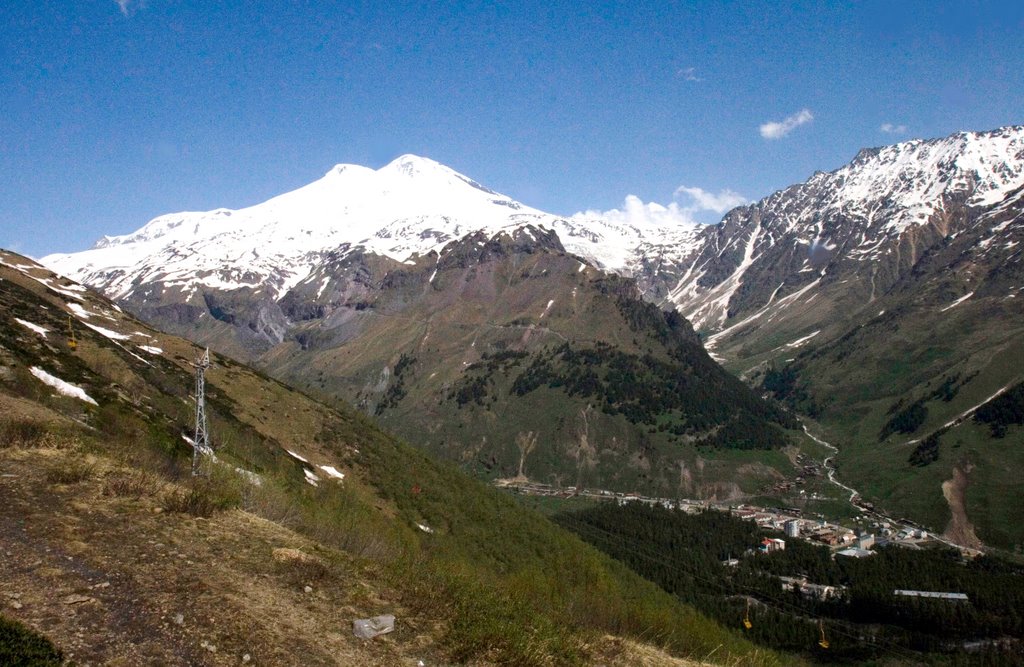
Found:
[674,186,747,215]
[759,108,814,140]
[676,66,701,82]
[114,0,145,16]
[880,122,908,134]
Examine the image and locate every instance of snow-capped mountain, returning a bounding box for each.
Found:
[43,154,701,304]
[32,126,1024,548]
[41,125,1024,362]
[646,127,1024,330]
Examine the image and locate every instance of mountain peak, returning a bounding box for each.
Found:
[381,153,447,177]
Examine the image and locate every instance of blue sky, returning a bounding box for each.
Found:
[2,1,1022,257]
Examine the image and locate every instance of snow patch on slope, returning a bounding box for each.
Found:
[15,318,48,336]
[30,367,98,405]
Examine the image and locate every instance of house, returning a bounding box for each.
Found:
[759,538,786,554]
[836,547,874,558]
[780,576,844,601]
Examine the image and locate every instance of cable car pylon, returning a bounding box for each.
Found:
[191,348,211,476]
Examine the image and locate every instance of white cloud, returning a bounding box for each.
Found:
[674,186,747,215]
[676,66,701,82]
[759,108,814,140]
[114,0,145,16]
[575,195,696,228]
[572,187,747,229]
[880,123,908,134]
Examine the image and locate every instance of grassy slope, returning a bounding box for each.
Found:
[0,250,789,666]
[264,248,803,501]
[754,292,1024,551]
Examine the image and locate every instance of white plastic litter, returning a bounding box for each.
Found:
[353,614,395,639]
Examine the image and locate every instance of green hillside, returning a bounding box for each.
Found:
[0,249,787,665]
[259,240,806,501]
[756,290,1024,552]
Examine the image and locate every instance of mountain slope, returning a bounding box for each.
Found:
[0,249,786,666]
[657,125,1024,345]
[263,231,799,498]
[43,155,701,311]
[648,126,1024,551]
[39,125,1024,549]
[41,164,803,502]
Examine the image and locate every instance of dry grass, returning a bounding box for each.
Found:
[44,456,95,485]
[0,418,80,451]
[102,469,162,499]
[0,444,420,666]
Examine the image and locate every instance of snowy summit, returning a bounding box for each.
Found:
[42,154,699,301]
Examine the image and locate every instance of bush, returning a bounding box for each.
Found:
[0,614,63,666]
[0,419,48,449]
[0,419,78,451]
[102,469,161,499]
[271,548,331,588]
[291,485,413,562]
[161,474,241,518]
[394,559,586,666]
[45,456,94,484]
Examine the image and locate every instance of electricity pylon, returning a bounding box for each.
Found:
[192,348,211,476]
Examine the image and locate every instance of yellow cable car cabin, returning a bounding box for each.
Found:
[67,316,77,350]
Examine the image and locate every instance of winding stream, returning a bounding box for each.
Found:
[801,423,860,504]
[802,422,981,554]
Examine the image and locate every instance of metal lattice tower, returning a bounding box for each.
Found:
[192,348,211,476]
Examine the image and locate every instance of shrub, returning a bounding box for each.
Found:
[0,420,78,450]
[161,475,241,518]
[394,559,585,666]
[271,548,331,588]
[292,486,413,562]
[45,456,94,484]
[102,469,161,499]
[0,614,63,666]
[0,419,48,449]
